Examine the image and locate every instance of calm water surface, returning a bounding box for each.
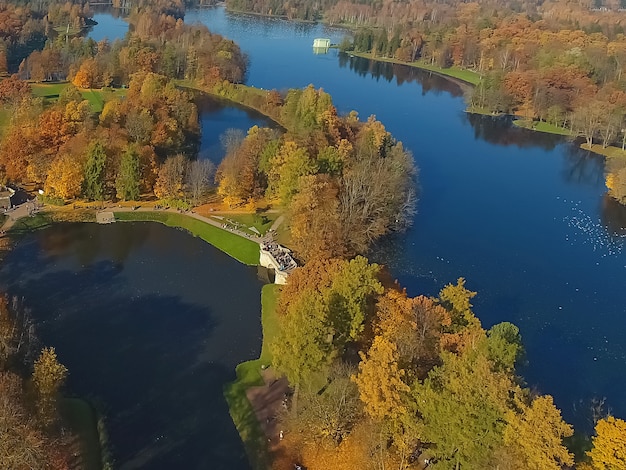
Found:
[1,223,262,469]
[186,7,626,428]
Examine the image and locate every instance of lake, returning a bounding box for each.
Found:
[0,222,263,469]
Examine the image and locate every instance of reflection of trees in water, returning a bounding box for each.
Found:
[463,113,565,151]
[562,145,605,187]
[601,194,626,235]
[337,53,464,97]
[38,222,152,266]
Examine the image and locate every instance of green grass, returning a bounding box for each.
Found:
[582,143,626,159]
[8,213,53,234]
[31,82,68,98]
[224,284,281,470]
[114,211,260,265]
[349,51,482,86]
[30,82,127,112]
[513,119,572,136]
[61,398,103,470]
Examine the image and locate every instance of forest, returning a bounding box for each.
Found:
[0,0,624,469]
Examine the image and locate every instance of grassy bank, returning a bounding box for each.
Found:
[513,119,572,136]
[114,211,260,265]
[348,51,482,86]
[581,143,626,159]
[61,398,105,470]
[224,284,281,470]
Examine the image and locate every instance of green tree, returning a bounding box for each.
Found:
[326,256,383,343]
[486,322,524,371]
[412,352,515,469]
[270,289,334,390]
[115,146,141,201]
[83,141,107,200]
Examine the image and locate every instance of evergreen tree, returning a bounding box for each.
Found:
[115,146,141,201]
[83,141,107,200]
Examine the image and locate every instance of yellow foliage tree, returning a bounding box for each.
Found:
[32,347,68,426]
[44,153,84,199]
[503,395,573,470]
[352,335,410,421]
[588,416,626,470]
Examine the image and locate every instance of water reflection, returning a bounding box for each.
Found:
[601,194,626,235]
[337,53,465,97]
[562,145,605,187]
[37,222,151,266]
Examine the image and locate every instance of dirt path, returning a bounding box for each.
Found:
[245,368,289,445]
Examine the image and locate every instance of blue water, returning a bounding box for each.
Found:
[196,94,277,164]
[87,10,129,42]
[185,7,626,427]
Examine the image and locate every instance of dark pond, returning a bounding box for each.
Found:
[195,93,277,165]
[186,6,626,429]
[0,222,262,469]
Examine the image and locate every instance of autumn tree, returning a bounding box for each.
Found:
[289,174,345,261]
[154,153,187,200]
[353,335,410,422]
[588,416,626,470]
[44,153,84,199]
[32,347,67,426]
[502,395,574,470]
[412,351,516,469]
[268,140,317,204]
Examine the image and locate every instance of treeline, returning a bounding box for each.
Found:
[269,261,626,470]
[347,8,626,147]
[0,72,201,201]
[0,295,75,469]
[214,84,417,259]
[20,13,246,86]
[225,0,626,32]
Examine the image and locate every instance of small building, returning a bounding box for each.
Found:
[313,38,331,48]
[0,187,15,209]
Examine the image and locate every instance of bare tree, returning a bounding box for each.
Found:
[185,159,214,205]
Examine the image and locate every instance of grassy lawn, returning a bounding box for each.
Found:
[61,398,103,470]
[349,51,482,86]
[224,284,281,470]
[30,82,127,112]
[114,211,260,265]
[7,213,54,234]
[513,119,572,136]
[581,143,626,159]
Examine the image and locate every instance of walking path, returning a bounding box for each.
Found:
[245,368,289,445]
[111,205,263,243]
[0,200,39,233]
